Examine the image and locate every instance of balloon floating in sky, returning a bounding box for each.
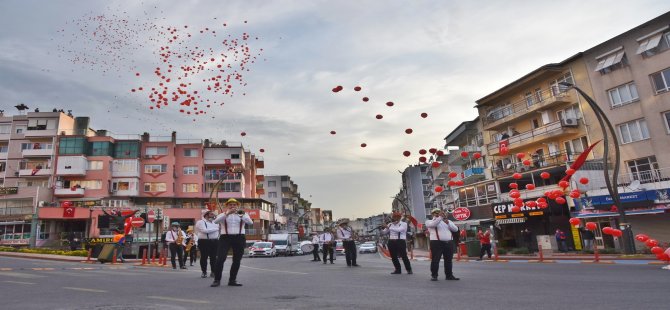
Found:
[354,86,362,91]
[240,132,246,136]
[386,101,394,107]
[375,114,383,119]
[431,162,440,168]
[360,143,367,148]
[362,97,369,102]
[419,149,427,155]
[419,156,427,163]
[259,149,265,153]
[405,128,413,134]
[403,151,411,157]
[332,85,343,93]
[420,112,428,118]
[330,130,336,135]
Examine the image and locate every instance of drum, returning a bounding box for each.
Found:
[300,242,314,253]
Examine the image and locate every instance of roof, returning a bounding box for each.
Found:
[443,117,480,146]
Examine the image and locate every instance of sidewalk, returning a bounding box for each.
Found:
[0,251,140,264]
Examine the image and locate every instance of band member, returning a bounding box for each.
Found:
[311,232,321,262]
[185,228,198,266]
[211,198,253,287]
[425,208,459,281]
[320,228,335,264]
[383,212,412,274]
[196,210,220,278]
[165,222,187,270]
[336,219,359,267]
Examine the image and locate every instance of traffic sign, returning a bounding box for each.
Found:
[147,210,156,223]
[131,217,145,228]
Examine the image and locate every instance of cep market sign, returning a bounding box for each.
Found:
[493,201,541,215]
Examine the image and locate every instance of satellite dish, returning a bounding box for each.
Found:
[628,180,641,191]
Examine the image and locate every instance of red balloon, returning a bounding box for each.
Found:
[447,180,456,187]
[635,234,649,242]
[569,218,580,226]
[509,183,518,189]
[456,180,464,186]
[559,180,569,188]
[354,86,362,91]
[360,143,367,148]
[646,239,659,247]
[419,149,427,155]
[362,97,369,102]
[259,149,265,153]
[419,156,427,163]
[509,190,521,199]
[579,177,589,185]
[403,151,411,157]
[473,153,482,159]
[516,152,526,160]
[500,147,509,155]
[405,128,413,134]
[540,172,550,179]
[538,202,548,209]
[332,86,343,92]
[585,222,597,231]
[611,229,623,237]
[651,246,664,254]
[525,184,536,190]
[376,114,383,119]
[240,132,246,136]
[330,130,336,135]
[386,101,394,107]
[435,186,444,193]
[448,172,458,179]
[512,173,522,180]
[431,162,440,168]
[526,201,537,208]
[522,159,531,166]
[460,151,469,158]
[566,168,576,176]
[513,198,524,207]
[569,190,581,199]
[555,196,566,204]
[420,112,428,118]
[511,206,521,213]
[436,150,444,156]
[537,197,547,204]
[602,227,614,235]
[429,148,437,154]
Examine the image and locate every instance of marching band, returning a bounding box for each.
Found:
[425,208,460,281]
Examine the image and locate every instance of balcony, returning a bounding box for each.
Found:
[19,167,52,177]
[486,120,580,156]
[0,133,10,140]
[111,159,140,178]
[483,87,574,130]
[54,187,85,197]
[111,188,140,197]
[255,157,264,169]
[24,128,59,137]
[256,175,265,182]
[22,147,53,157]
[448,145,481,166]
[462,167,485,184]
[56,156,87,176]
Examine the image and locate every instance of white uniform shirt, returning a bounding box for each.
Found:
[312,235,320,245]
[320,232,334,243]
[425,216,458,241]
[384,221,408,240]
[336,226,353,240]
[213,213,253,235]
[165,229,187,246]
[196,219,220,240]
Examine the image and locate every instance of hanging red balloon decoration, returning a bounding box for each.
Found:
[635,234,649,242]
[376,114,383,120]
[646,239,659,247]
[525,184,536,190]
[579,177,589,185]
[436,150,444,156]
[448,172,458,179]
[566,168,576,176]
[419,149,427,155]
[651,246,664,254]
[602,227,614,235]
[360,143,367,148]
[540,172,551,179]
[512,173,522,179]
[511,206,521,213]
[419,156,427,163]
[516,153,526,159]
[559,180,570,188]
[460,151,468,158]
[435,186,444,193]
[509,183,518,189]
[522,160,531,166]
[429,148,437,154]
[585,222,597,231]
[555,196,566,204]
[405,128,413,134]
[456,180,464,186]
[421,112,428,118]
[569,218,581,226]
[569,190,581,199]
[403,151,411,157]
[431,162,440,168]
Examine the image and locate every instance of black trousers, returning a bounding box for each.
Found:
[322,243,334,262]
[169,243,184,268]
[388,239,412,272]
[480,244,492,259]
[430,240,455,278]
[213,234,245,283]
[343,240,357,266]
[188,245,197,264]
[312,243,321,261]
[199,239,218,273]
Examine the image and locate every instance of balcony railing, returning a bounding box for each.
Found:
[483,87,574,129]
[492,150,577,178]
[54,187,85,197]
[575,166,670,192]
[486,120,579,155]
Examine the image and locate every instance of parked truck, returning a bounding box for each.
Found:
[268,233,299,256]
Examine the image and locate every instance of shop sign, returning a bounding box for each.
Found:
[528,211,544,216]
[0,187,18,195]
[492,201,541,215]
[84,237,113,244]
[60,200,102,208]
[578,189,662,209]
[452,207,471,221]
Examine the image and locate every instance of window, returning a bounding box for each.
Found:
[183,149,199,157]
[87,160,103,170]
[564,136,589,156]
[636,27,670,57]
[524,92,534,107]
[651,68,670,94]
[205,182,241,192]
[608,82,639,108]
[550,72,574,95]
[145,146,168,156]
[114,141,140,158]
[626,156,660,183]
[486,104,513,122]
[617,119,650,144]
[231,153,240,159]
[144,182,167,192]
[557,104,581,122]
[0,124,10,134]
[58,137,87,155]
[69,180,102,190]
[90,142,113,156]
[183,166,199,175]
[182,183,199,193]
[205,170,241,180]
[594,48,626,74]
[15,125,26,134]
[663,111,670,134]
[268,192,277,198]
[27,118,56,130]
[144,164,168,173]
[21,143,52,150]
[531,118,540,129]
[112,159,138,173]
[112,181,134,191]
[268,181,276,187]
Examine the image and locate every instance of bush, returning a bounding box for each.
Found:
[496,248,508,255]
[0,247,87,257]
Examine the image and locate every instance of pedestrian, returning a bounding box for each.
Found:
[425,208,460,281]
[112,229,126,263]
[522,228,533,253]
[196,210,219,278]
[185,228,198,267]
[555,228,568,252]
[211,198,253,287]
[336,218,359,267]
[581,227,595,252]
[476,229,492,261]
[165,222,187,270]
[311,232,321,262]
[382,212,412,274]
[320,228,335,264]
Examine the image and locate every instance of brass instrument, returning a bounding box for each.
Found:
[175,231,185,246]
[185,237,195,252]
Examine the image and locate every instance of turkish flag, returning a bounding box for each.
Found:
[121,211,136,235]
[499,139,509,153]
[63,207,75,218]
[224,159,232,165]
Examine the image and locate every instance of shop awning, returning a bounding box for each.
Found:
[454,218,493,226]
[574,209,666,218]
[495,217,526,225]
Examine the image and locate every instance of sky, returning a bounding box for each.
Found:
[1,1,669,219]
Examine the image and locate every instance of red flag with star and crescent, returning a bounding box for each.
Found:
[62,201,75,218]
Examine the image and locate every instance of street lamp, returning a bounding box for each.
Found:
[559,82,634,254]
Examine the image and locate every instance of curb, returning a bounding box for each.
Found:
[0,252,85,263]
[581,260,615,264]
[527,260,556,263]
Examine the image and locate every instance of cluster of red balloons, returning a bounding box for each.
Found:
[602,227,623,237]
[636,234,670,261]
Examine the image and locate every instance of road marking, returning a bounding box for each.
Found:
[0,272,45,279]
[31,268,56,271]
[147,296,210,304]
[43,270,94,277]
[88,270,140,276]
[241,265,308,275]
[4,280,36,285]
[63,287,107,293]
[0,268,12,271]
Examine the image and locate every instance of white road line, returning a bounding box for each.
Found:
[63,287,107,293]
[43,270,93,277]
[241,265,308,275]
[87,270,141,276]
[147,296,210,304]
[4,280,36,285]
[0,272,45,279]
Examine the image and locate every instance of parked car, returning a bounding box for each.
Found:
[335,241,345,256]
[359,241,377,254]
[248,242,276,257]
[245,240,262,257]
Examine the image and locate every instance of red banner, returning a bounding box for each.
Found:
[498,140,509,153]
[62,206,75,218]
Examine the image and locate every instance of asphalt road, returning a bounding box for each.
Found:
[0,252,667,310]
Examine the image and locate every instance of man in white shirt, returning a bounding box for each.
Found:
[211,198,253,287]
[425,208,460,281]
[164,222,187,270]
[320,228,335,264]
[383,212,412,274]
[336,219,359,267]
[310,232,321,262]
[196,210,220,278]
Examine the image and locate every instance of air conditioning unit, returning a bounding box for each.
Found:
[562,118,578,127]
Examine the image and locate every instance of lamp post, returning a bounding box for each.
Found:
[559,82,634,254]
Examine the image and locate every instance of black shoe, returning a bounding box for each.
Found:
[391,271,402,274]
[210,273,215,278]
[431,277,438,281]
[352,264,360,267]
[330,261,334,264]
[180,266,187,270]
[407,270,413,274]
[323,261,327,264]
[173,266,177,270]
[210,281,220,287]
[446,275,460,281]
[347,264,351,267]
[201,273,207,278]
[476,258,482,261]
[228,282,243,287]
[190,264,193,266]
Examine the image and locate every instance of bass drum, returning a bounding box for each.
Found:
[300,242,314,253]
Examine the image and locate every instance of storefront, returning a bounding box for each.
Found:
[449,205,494,242]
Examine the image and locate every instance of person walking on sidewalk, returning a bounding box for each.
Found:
[555,228,568,252]
[337,219,359,267]
[425,208,460,281]
[476,229,492,261]
[382,212,412,274]
[196,211,220,278]
[165,222,187,270]
[112,229,126,263]
[311,232,321,262]
[211,198,253,287]
[581,227,595,252]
